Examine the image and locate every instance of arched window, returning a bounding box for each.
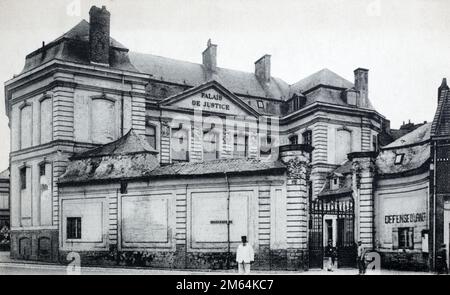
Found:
[91,96,116,144]
[145,124,157,149]
[336,128,352,164]
[39,95,52,144]
[20,103,32,149]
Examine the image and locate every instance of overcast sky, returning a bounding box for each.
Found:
[0,0,449,170]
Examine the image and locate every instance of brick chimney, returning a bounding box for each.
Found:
[202,39,217,73]
[89,5,111,65]
[354,68,369,105]
[255,54,271,83]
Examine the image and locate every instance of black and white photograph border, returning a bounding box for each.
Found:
[0,0,449,276]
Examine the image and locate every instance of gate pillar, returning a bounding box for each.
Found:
[348,151,378,250]
[279,144,313,270]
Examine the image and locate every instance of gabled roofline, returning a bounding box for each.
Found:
[159,79,261,117]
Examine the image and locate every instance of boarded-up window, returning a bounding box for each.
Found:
[336,129,352,164]
[203,131,220,161]
[91,98,116,144]
[20,105,32,149]
[20,167,31,225]
[122,196,169,243]
[234,133,248,158]
[191,191,249,243]
[40,97,52,144]
[171,127,189,162]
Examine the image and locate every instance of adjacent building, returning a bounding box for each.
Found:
[0,168,10,250]
[3,6,448,271]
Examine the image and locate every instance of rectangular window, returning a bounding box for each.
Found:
[171,127,189,162]
[39,164,46,177]
[145,124,156,149]
[372,134,378,151]
[20,167,26,190]
[257,100,264,109]
[302,130,312,146]
[234,133,248,158]
[203,131,220,161]
[398,227,414,250]
[394,153,405,165]
[67,217,82,240]
[289,135,298,145]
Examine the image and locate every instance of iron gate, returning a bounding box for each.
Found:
[309,198,356,269]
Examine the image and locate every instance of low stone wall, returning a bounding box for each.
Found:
[59,245,308,270]
[10,229,59,262]
[379,251,429,272]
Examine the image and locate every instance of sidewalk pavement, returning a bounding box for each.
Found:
[0,251,435,275]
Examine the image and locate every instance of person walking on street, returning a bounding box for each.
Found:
[236,236,254,274]
[437,243,449,275]
[357,241,367,275]
[324,240,337,271]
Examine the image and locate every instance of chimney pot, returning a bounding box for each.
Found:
[255,54,271,83]
[89,5,111,65]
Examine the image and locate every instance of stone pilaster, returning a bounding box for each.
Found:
[349,151,378,250]
[279,144,313,269]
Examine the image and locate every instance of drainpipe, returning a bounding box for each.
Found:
[433,140,437,271]
[224,172,231,269]
[120,73,125,136]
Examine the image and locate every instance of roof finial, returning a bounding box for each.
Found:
[207,38,212,47]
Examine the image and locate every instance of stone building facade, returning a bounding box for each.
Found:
[4,6,447,271]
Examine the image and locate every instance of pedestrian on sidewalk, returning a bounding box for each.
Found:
[236,236,254,274]
[436,243,448,275]
[324,240,337,271]
[357,241,367,275]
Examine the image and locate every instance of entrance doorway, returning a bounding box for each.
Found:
[309,199,356,269]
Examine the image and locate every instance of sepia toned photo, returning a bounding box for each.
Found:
[0,0,449,278]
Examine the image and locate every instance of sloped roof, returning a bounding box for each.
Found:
[148,158,286,177]
[21,20,137,73]
[56,20,127,49]
[376,142,430,175]
[290,68,354,94]
[59,153,159,184]
[431,79,450,137]
[72,129,157,159]
[0,169,9,180]
[128,52,290,100]
[383,122,431,149]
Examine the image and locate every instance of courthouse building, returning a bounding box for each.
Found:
[3,6,449,270]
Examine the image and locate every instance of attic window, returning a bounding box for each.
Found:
[257,100,264,109]
[394,153,405,165]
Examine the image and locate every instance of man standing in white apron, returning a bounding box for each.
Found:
[236,236,254,274]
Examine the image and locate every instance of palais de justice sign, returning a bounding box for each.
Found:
[191,92,231,111]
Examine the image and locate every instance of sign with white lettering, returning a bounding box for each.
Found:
[384,213,426,224]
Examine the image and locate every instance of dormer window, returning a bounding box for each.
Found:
[394,153,405,165]
[331,177,340,190]
[257,100,264,109]
[292,94,306,111]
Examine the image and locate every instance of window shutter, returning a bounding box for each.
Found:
[408,227,414,250]
[392,228,399,250]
